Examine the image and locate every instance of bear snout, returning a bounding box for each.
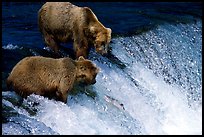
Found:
[96,45,108,56]
[91,79,96,84]
[80,78,96,86]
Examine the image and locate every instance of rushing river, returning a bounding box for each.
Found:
[2,2,202,135]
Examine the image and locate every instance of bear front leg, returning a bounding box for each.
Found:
[44,34,60,54]
[73,41,89,59]
[57,78,74,103]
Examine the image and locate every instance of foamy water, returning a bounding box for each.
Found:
[2,21,202,135]
[2,44,21,50]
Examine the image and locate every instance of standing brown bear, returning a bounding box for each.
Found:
[6,56,99,103]
[38,2,112,59]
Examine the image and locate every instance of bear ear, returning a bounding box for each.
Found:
[84,26,97,37]
[78,56,85,61]
[89,26,96,34]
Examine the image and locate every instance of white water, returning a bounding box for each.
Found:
[2,43,21,50]
[2,21,202,135]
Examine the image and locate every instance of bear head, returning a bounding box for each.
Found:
[83,7,112,56]
[76,56,99,85]
[84,26,112,56]
[94,27,112,55]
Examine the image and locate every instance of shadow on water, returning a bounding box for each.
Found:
[105,46,127,70]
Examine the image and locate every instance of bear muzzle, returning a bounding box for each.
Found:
[90,79,96,84]
[96,44,108,56]
[80,79,96,86]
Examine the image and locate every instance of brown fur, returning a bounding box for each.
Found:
[6,56,99,103]
[38,2,112,58]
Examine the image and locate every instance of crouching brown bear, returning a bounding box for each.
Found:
[6,56,99,103]
[38,2,112,59]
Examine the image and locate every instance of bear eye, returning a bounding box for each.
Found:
[80,75,86,78]
[101,41,105,46]
[80,66,86,71]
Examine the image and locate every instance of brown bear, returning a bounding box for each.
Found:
[6,56,99,103]
[38,2,112,59]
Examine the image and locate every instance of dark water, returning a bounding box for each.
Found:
[2,2,202,135]
[2,2,202,47]
[2,2,202,78]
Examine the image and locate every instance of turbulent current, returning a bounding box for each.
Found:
[2,2,202,135]
[2,20,202,135]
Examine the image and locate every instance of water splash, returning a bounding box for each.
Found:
[2,21,202,135]
[2,44,21,50]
